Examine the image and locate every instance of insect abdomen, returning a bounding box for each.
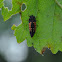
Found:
[29,15,36,37]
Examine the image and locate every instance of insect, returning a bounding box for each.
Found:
[29,15,36,37]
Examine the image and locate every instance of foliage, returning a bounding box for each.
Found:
[0,0,4,8]
[1,0,62,54]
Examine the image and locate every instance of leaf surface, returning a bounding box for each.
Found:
[2,0,62,54]
[0,0,4,8]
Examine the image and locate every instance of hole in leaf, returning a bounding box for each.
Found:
[21,3,26,11]
[3,0,12,10]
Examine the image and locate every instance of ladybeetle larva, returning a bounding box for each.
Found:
[29,15,36,37]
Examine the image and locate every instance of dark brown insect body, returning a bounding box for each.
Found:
[29,15,36,37]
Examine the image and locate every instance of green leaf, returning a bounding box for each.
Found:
[2,0,62,54]
[11,24,16,30]
[0,0,4,8]
[55,0,62,8]
[2,0,22,21]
